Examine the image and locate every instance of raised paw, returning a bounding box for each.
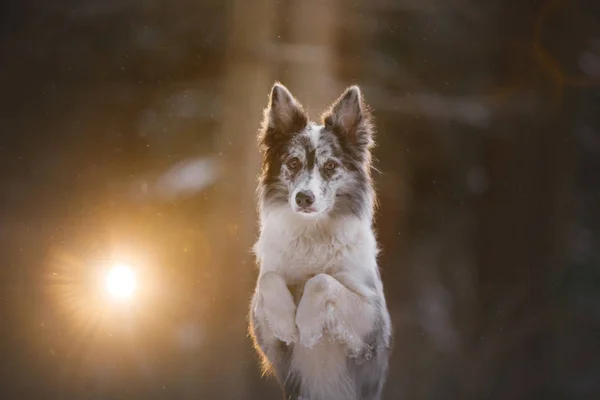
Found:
[260,293,298,345]
[295,291,333,348]
[257,272,299,345]
[264,307,298,345]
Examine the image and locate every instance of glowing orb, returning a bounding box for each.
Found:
[105,265,136,300]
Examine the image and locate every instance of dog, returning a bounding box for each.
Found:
[249,82,392,400]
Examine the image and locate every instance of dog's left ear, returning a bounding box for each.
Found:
[264,83,308,136]
[322,85,374,149]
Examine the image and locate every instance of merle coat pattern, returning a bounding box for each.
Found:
[249,83,392,400]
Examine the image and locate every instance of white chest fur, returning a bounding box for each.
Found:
[254,206,378,284]
[255,207,379,400]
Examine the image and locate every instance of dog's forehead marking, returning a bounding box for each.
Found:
[307,122,321,148]
[317,129,342,160]
[285,123,342,164]
[287,136,307,158]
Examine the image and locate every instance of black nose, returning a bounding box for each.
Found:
[295,191,315,208]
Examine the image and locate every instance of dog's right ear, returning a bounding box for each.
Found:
[261,83,308,143]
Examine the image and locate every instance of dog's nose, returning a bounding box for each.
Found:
[295,191,315,208]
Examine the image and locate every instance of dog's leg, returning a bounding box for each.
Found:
[250,272,301,399]
[295,273,391,400]
[254,271,299,344]
[348,326,390,400]
[295,273,377,353]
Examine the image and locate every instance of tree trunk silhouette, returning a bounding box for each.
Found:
[200,0,277,398]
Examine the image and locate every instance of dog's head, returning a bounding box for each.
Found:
[258,83,375,220]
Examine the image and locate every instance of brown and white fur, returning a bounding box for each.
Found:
[249,83,392,400]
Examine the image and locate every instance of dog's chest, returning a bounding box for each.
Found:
[274,233,346,282]
[257,223,356,284]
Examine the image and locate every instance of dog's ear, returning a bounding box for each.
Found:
[322,86,374,150]
[261,82,307,142]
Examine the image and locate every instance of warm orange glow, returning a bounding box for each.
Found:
[105,264,137,300]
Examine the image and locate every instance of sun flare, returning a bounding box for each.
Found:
[105,264,137,300]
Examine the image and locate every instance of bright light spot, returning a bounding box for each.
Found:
[105,265,137,300]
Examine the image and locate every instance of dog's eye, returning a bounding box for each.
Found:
[324,161,337,171]
[287,157,300,170]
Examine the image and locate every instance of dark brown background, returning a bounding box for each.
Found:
[1,0,599,399]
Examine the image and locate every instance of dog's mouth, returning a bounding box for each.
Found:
[292,204,322,216]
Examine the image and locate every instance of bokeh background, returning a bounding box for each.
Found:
[1,0,600,399]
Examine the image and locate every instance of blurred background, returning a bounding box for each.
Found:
[1,0,599,399]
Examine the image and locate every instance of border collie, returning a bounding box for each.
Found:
[249,83,392,400]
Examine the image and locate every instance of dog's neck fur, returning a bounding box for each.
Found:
[259,205,370,248]
[255,203,378,285]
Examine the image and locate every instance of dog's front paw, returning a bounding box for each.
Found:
[261,297,298,345]
[266,311,298,345]
[295,293,333,348]
[257,272,299,345]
